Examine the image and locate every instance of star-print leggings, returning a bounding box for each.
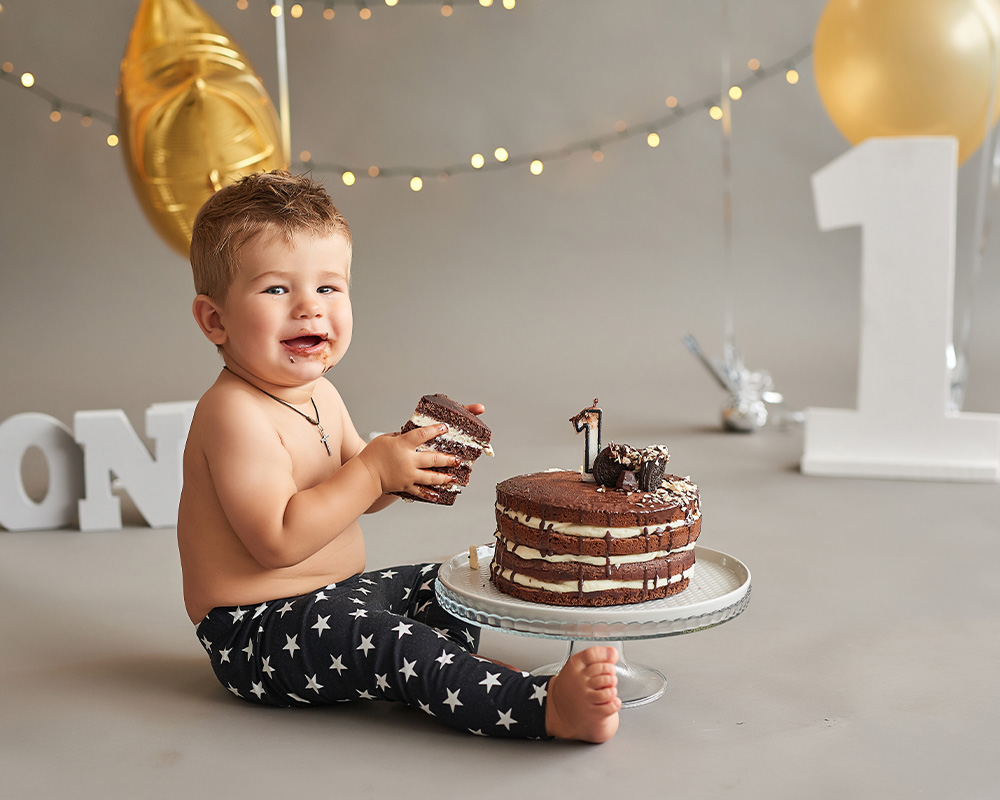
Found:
[195,562,552,739]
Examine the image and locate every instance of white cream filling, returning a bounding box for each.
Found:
[496,504,699,538]
[410,413,494,456]
[497,535,694,565]
[496,566,692,593]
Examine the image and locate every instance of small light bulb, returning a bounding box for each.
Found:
[368,165,380,177]
[503,0,515,8]
[342,171,356,186]
[20,72,34,88]
[647,132,660,148]
[410,176,423,192]
[494,147,509,162]
[386,0,399,6]
[359,3,371,20]
[441,4,453,16]
[529,160,543,175]
[2,62,13,73]
[729,86,742,101]
[665,96,678,109]
[80,114,92,128]
[471,153,485,169]
[270,4,282,18]
[299,150,312,162]
[291,4,304,18]
[324,5,335,20]
[479,0,493,6]
[748,58,761,71]
[237,0,249,9]
[592,149,604,163]
[786,69,799,85]
[709,105,723,120]
[614,120,627,134]
[49,108,62,123]
[107,133,119,147]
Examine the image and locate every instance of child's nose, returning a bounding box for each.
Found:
[294,295,322,318]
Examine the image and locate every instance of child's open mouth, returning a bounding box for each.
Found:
[282,334,328,353]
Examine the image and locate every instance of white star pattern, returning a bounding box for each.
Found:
[200,636,212,652]
[305,674,324,693]
[418,701,435,716]
[380,569,398,580]
[288,693,310,704]
[227,684,242,697]
[349,597,366,606]
[261,656,275,677]
[242,640,254,659]
[253,603,268,619]
[435,650,455,669]
[250,682,265,699]
[419,579,433,592]
[329,654,347,674]
[469,729,487,737]
[356,587,371,595]
[375,674,390,692]
[324,582,337,590]
[399,658,418,681]
[283,634,300,658]
[443,688,463,711]
[420,564,435,574]
[219,648,231,663]
[357,635,375,656]
[479,672,501,693]
[312,614,331,636]
[349,608,368,620]
[530,684,548,706]
[357,689,375,700]
[463,629,476,645]
[497,709,517,730]
[392,621,413,639]
[360,578,376,585]
[314,592,329,603]
[277,601,296,617]
[229,607,247,623]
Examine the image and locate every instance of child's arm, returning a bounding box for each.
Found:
[202,391,459,569]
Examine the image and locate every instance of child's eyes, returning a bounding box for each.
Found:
[317,286,338,294]
[263,286,288,295]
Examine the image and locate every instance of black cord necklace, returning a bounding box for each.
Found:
[223,366,331,456]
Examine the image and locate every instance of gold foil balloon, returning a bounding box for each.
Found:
[119,0,286,256]
[814,0,1000,165]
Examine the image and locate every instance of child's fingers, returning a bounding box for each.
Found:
[413,468,459,487]
[416,451,462,470]
[464,403,485,416]
[401,423,449,446]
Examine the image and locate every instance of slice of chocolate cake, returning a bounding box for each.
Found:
[392,393,493,505]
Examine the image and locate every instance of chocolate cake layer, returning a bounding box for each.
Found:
[495,511,700,558]
[413,394,491,445]
[393,488,458,506]
[489,563,691,607]
[496,470,699,528]
[401,420,484,463]
[493,541,695,583]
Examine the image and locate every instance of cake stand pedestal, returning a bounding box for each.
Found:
[435,545,751,708]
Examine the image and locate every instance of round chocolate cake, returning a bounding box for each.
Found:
[490,469,701,607]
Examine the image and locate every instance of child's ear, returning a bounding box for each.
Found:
[192,294,227,347]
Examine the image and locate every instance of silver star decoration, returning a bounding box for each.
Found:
[479,672,501,693]
[250,682,265,699]
[242,640,254,659]
[375,673,390,692]
[229,607,247,623]
[530,684,548,706]
[261,656,275,677]
[357,635,375,656]
[399,658,418,681]
[219,648,231,664]
[392,621,413,639]
[349,608,368,620]
[497,709,516,730]
[227,684,242,698]
[443,688,463,711]
[282,634,300,658]
[277,601,296,616]
[253,603,268,619]
[305,674,324,693]
[418,700,435,716]
[435,650,455,669]
[380,570,398,580]
[313,592,329,603]
[312,614,331,636]
[288,693,310,704]
[357,689,376,700]
[329,654,347,674]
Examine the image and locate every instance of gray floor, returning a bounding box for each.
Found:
[3,419,998,799]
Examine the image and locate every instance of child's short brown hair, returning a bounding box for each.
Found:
[190,171,352,301]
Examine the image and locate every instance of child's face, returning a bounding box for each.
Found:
[213,229,353,385]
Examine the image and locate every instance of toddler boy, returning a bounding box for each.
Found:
[177,171,620,741]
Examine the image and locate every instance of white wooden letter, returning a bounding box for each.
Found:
[0,413,85,531]
[803,137,1000,482]
[75,402,196,530]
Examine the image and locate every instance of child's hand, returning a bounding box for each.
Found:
[465,403,485,416]
[356,424,460,497]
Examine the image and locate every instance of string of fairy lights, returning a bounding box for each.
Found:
[0,1,811,191]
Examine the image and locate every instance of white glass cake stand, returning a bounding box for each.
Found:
[436,544,751,708]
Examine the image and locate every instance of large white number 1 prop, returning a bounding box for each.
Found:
[803,137,1000,482]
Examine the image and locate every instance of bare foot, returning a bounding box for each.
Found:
[545,646,621,742]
